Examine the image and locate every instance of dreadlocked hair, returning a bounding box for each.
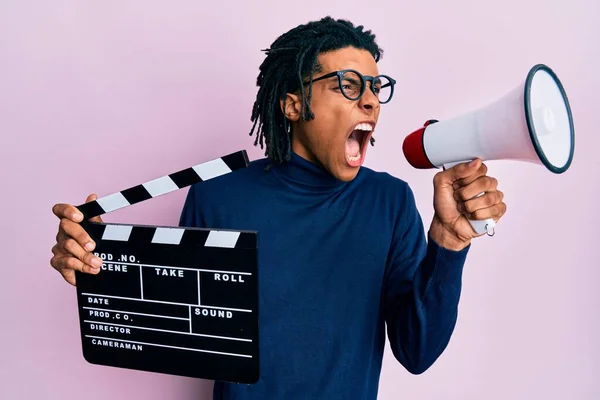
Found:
[248,16,383,164]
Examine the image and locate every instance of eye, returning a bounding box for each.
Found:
[341,82,360,94]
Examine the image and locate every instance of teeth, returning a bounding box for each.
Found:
[347,152,361,162]
[353,122,373,131]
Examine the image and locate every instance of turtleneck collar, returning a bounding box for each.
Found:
[267,151,348,193]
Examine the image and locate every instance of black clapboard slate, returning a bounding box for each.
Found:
[73,150,260,384]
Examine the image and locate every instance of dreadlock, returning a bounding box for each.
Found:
[248,16,384,164]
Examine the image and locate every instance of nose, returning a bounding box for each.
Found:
[359,85,378,112]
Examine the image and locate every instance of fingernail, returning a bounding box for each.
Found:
[85,242,95,251]
[469,159,478,167]
[453,183,460,190]
[92,257,103,268]
[73,212,83,221]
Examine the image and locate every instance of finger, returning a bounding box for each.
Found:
[50,254,99,287]
[50,255,77,286]
[51,242,102,273]
[59,237,103,269]
[84,193,103,224]
[65,254,101,274]
[457,191,504,215]
[59,254,101,275]
[56,229,67,244]
[452,162,488,189]
[51,243,61,257]
[55,256,98,286]
[59,218,96,252]
[51,246,58,262]
[52,203,84,223]
[467,202,507,222]
[60,269,76,286]
[454,176,498,201]
[445,158,484,181]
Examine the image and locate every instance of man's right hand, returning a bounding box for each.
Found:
[51,193,104,286]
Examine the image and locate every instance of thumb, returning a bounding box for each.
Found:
[445,158,482,181]
[84,193,103,223]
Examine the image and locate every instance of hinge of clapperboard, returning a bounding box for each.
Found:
[75,149,249,236]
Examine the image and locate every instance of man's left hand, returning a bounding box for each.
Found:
[429,158,507,250]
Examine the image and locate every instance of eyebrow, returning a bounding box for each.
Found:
[342,76,361,85]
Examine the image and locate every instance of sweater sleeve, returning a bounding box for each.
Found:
[383,183,470,374]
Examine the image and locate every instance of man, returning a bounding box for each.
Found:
[51,16,506,400]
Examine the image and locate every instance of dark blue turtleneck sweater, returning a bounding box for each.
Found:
[178,152,469,400]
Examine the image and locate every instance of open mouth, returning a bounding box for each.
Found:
[345,122,374,167]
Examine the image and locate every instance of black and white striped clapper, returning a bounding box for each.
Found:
[77,150,250,219]
[74,150,260,384]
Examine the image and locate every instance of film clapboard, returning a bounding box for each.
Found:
[74,150,260,384]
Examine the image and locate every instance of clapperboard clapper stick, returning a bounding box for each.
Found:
[73,150,260,384]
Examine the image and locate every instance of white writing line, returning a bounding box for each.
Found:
[83,307,188,321]
[188,306,192,333]
[85,320,251,342]
[81,293,252,313]
[85,335,252,358]
[140,267,144,299]
[197,270,201,306]
[103,260,252,276]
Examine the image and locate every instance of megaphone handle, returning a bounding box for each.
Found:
[443,161,496,237]
[467,217,496,237]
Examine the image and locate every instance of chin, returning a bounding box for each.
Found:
[328,146,371,182]
[332,164,361,182]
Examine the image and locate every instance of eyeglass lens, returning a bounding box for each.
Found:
[340,70,393,103]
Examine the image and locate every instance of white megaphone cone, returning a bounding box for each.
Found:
[402,63,575,236]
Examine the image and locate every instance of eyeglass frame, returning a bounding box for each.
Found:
[305,69,396,104]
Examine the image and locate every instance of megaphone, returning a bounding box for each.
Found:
[402,63,575,236]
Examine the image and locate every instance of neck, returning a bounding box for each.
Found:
[291,137,321,168]
[269,151,346,192]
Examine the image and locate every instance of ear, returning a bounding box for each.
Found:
[280,92,302,122]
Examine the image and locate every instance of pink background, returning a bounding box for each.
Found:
[2,0,598,399]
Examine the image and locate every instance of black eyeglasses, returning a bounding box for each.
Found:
[306,69,396,104]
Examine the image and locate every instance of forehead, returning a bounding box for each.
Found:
[316,47,379,76]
